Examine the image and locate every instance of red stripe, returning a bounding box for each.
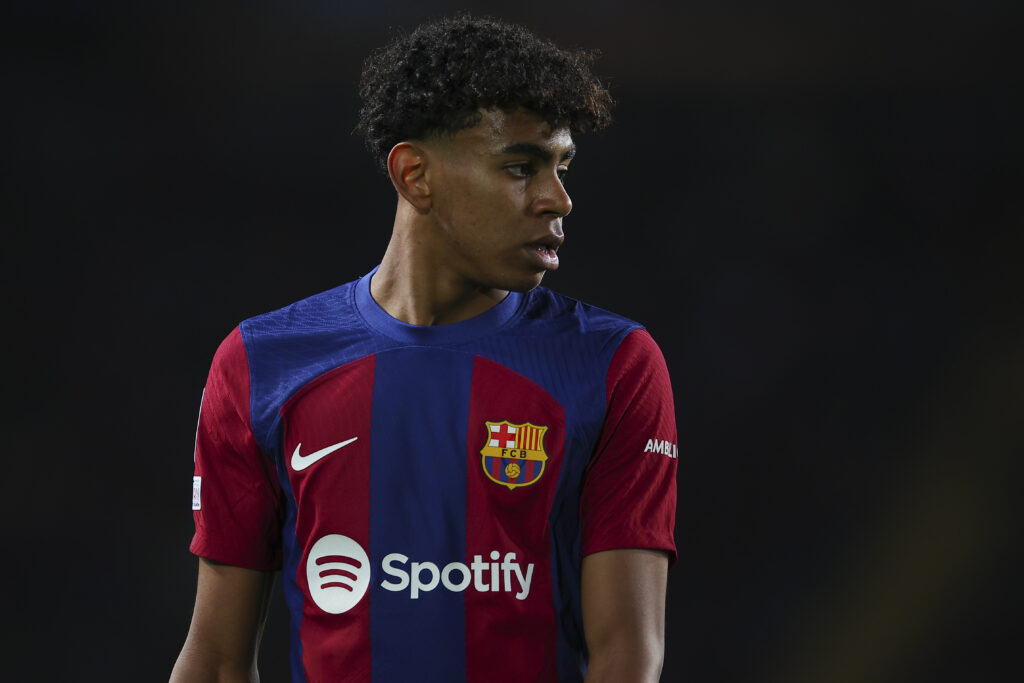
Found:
[191,326,284,570]
[466,356,565,681]
[282,354,376,681]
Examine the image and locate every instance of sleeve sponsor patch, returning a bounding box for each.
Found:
[192,476,202,510]
[643,438,678,458]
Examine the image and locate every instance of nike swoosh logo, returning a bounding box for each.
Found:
[291,437,359,471]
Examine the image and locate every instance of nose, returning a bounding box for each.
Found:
[534,172,572,218]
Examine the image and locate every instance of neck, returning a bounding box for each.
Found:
[371,204,508,326]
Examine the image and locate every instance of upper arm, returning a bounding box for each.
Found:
[581,329,678,563]
[175,329,283,681]
[170,558,276,683]
[578,329,677,681]
[190,328,284,570]
[581,548,669,683]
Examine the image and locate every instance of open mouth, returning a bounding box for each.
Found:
[530,234,563,253]
[527,239,562,269]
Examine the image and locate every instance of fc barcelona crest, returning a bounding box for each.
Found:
[480,420,549,490]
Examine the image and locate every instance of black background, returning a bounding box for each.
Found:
[4,1,1022,681]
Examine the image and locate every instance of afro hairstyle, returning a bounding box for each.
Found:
[355,15,614,172]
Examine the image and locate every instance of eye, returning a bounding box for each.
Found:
[506,163,535,178]
[557,167,569,183]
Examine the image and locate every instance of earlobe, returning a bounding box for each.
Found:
[387,142,431,212]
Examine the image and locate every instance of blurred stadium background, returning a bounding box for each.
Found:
[3,1,1021,680]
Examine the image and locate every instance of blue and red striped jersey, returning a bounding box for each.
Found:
[190,268,678,682]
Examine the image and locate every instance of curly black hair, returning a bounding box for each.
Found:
[356,15,614,172]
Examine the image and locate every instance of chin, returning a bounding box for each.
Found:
[476,261,549,293]
[503,271,547,293]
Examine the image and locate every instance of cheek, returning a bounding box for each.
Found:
[443,185,512,231]
[436,170,486,218]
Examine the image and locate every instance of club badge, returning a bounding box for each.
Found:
[480,420,549,490]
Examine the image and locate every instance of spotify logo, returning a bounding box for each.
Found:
[305,534,536,614]
[306,534,370,614]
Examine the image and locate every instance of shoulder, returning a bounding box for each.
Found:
[509,286,666,378]
[520,289,670,387]
[204,279,364,376]
[489,287,665,404]
[518,286,644,339]
[239,279,361,344]
[208,277,376,449]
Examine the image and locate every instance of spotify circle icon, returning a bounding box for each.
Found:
[306,534,371,614]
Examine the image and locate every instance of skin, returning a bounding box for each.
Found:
[581,549,669,683]
[171,108,669,682]
[372,107,575,325]
[170,559,274,682]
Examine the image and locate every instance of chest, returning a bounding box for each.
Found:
[276,348,605,559]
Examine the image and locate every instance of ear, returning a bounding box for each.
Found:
[387,142,431,212]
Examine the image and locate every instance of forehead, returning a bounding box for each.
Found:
[455,108,574,156]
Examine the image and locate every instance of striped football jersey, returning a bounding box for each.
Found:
[190,268,677,682]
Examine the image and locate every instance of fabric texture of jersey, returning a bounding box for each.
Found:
[190,268,678,683]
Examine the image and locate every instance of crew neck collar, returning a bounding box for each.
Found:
[354,266,524,345]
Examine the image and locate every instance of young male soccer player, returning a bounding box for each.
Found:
[171,15,678,683]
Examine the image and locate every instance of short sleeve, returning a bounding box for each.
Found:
[189,327,284,570]
[580,328,678,565]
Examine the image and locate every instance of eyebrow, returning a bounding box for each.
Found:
[499,142,576,163]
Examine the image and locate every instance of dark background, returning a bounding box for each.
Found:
[4,1,1021,681]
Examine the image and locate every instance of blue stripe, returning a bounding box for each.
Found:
[369,348,471,681]
[274,448,307,682]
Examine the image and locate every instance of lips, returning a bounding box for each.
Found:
[526,234,563,270]
[529,233,563,253]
